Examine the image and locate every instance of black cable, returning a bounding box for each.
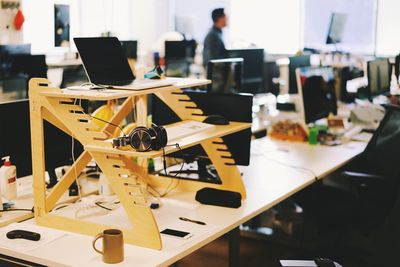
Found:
[90,115,126,137]
[94,202,113,211]
[0,208,33,212]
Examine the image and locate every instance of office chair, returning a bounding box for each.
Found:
[294,105,400,236]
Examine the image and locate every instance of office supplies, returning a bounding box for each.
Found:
[227,48,264,94]
[6,230,41,241]
[203,115,229,125]
[207,58,243,93]
[73,37,174,90]
[195,187,242,208]
[93,229,124,264]
[160,228,192,239]
[367,58,391,98]
[296,66,337,124]
[179,217,206,225]
[288,55,311,94]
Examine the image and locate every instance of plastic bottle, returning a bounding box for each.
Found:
[0,156,17,200]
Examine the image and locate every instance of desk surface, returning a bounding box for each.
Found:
[0,137,368,267]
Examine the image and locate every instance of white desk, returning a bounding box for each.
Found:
[0,137,368,267]
[0,176,99,228]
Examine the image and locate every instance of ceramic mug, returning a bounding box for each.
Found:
[92,229,124,264]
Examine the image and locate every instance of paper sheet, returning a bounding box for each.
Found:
[0,223,67,252]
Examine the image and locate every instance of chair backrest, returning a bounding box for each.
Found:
[364,105,400,178]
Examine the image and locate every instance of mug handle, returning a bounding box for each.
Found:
[92,233,104,255]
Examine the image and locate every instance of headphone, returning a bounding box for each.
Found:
[112,124,168,152]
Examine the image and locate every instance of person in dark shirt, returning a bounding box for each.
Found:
[203,8,228,67]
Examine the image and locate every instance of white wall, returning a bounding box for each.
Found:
[22,0,80,54]
[173,0,229,42]
[304,0,377,55]
[0,0,24,44]
[230,0,302,54]
[376,0,400,56]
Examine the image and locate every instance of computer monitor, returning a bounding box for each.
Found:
[207,58,243,93]
[297,66,337,124]
[10,55,48,79]
[152,91,252,166]
[367,58,391,98]
[0,44,31,58]
[120,40,138,59]
[227,49,264,93]
[326,13,348,45]
[288,55,311,94]
[395,54,400,84]
[165,40,196,60]
[165,40,196,77]
[0,44,31,77]
[0,99,83,178]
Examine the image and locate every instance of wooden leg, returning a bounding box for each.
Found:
[229,227,240,267]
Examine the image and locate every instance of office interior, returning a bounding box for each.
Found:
[1,0,400,266]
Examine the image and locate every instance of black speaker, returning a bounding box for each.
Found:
[195,187,242,208]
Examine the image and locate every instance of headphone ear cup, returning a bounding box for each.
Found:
[129,126,152,152]
[158,125,168,148]
[149,126,162,150]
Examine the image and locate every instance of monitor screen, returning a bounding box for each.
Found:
[207,58,243,93]
[152,91,252,166]
[165,40,196,60]
[120,40,138,59]
[73,37,134,85]
[0,99,83,178]
[289,55,311,94]
[297,66,337,124]
[326,13,348,44]
[227,49,264,93]
[367,58,391,97]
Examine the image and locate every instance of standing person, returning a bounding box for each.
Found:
[203,8,228,67]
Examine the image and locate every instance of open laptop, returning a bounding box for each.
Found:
[73,37,174,90]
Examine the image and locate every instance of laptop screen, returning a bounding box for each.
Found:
[74,37,135,85]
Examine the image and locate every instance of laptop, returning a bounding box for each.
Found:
[73,37,174,90]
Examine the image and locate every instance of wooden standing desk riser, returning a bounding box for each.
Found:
[28,78,250,250]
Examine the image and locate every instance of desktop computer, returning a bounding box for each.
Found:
[367,58,391,99]
[288,55,311,94]
[227,49,264,94]
[206,58,243,93]
[296,66,337,124]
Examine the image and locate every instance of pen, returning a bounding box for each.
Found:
[179,217,206,225]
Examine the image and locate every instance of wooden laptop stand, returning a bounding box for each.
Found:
[29,78,250,249]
